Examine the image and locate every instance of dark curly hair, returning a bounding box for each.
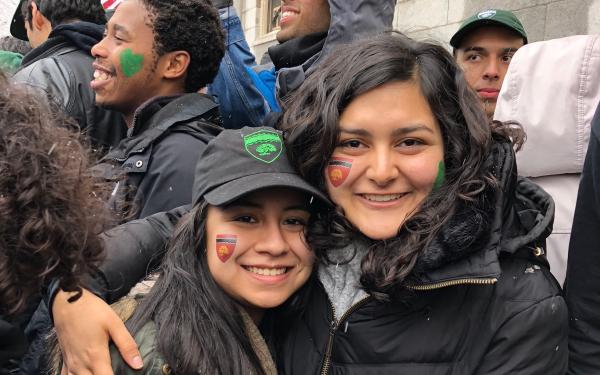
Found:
[22,0,107,28]
[0,72,109,315]
[279,33,524,300]
[140,0,225,92]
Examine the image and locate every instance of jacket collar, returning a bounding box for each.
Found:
[411,138,555,285]
[103,93,220,162]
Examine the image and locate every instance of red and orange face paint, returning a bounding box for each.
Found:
[215,234,237,262]
[327,157,353,187]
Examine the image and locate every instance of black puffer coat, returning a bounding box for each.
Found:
[278,139,568,374]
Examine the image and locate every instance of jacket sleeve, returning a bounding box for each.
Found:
[565,101,600,373]
[475,296,568,375]
[207,6,270,129]
[135,132,205,219]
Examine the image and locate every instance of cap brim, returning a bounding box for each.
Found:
[10,0,28,41]
[204,172,331,208]
[450,20,527,48]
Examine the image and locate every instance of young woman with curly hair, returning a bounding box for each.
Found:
[51,34,568,374]
[0,71,108,369]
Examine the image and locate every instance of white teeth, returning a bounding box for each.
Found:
[281,10,297,18]
[94,70,111,81]
[363,194,403,202]
[246,266,287,276]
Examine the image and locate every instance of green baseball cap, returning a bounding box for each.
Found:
[450,9,527,48]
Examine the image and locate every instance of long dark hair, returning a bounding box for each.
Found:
[126,201,266,374]
[279,33,523,300]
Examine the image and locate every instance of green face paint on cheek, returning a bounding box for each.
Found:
[433,161,445,190]
[119,48,144,78]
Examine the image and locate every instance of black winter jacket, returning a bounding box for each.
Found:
[278,139,568,375]
[93,94,222,221]
[566,100,600,373]
[12,22,126,151]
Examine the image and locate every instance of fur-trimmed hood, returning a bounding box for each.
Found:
[412,138,555,285]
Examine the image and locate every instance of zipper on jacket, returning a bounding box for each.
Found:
[319,296,372,375]
[406,277,498,291]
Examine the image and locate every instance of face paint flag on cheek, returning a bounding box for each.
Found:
[327,157,353,187]
[216,234,237,263]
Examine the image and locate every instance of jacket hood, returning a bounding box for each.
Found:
[494,35,600,178]
[412,138,555,285]
[48,21,104,54]
[20,21,103,67]
[275,0,396,98]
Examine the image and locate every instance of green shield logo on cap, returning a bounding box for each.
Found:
[243,129,283,163]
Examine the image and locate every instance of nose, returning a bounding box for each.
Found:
[91,38,108,58]
[366,147,399,186]
[254,220,290,257]
[482,58,500,81]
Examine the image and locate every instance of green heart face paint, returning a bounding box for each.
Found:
[433,161,445,190]
[119,48,144,78]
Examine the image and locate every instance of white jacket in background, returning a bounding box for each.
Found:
[494,34,600,285]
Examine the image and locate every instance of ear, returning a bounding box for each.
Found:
[162,51,191,80]
[30,2,49,31]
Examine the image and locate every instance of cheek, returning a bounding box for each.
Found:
[326,157,354,188]
[215,234,237,263]
[119,48,146,78]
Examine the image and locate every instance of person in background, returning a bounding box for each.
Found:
[451,9,527,119]
[0,35,31,74]
[494,35,600,286]
[89,0,224,221]
[10,0,127,151]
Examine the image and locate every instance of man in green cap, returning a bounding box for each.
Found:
[450,9,527,118]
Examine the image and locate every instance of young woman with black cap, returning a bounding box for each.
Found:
[97,126,329,374]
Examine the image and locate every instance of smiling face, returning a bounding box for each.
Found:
[205,188,314,322]
[276,0,331,43]
[90,0,181,124]
[455,26,524,118]
[326,80,445,240]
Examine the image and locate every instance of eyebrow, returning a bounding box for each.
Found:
[462,46,517,54]
[340,125,434,137]
[223,201,310,212]
[113,23,131,37]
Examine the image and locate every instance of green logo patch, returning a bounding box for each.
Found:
[243,130,282,163]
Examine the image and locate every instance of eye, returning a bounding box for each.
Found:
[501,54,514,63]
[233,215,257,223]
[466,53,481,62]
[398,138,424,147]
[283,217,307,226]
[340,139,364,149]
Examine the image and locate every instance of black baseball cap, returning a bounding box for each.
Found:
[193,127,330,207]
[450,9,527,49]
[10,0,28,41]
